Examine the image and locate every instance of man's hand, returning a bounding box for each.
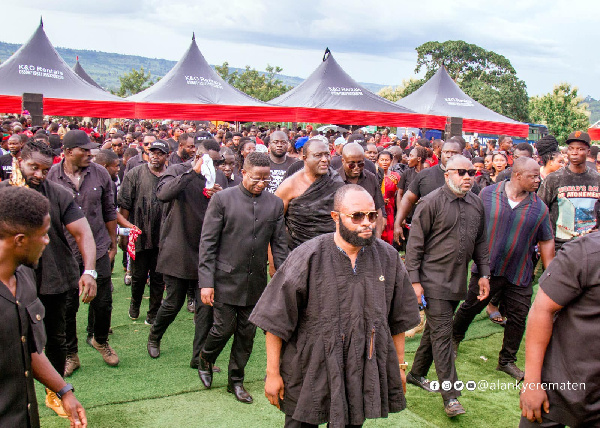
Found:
[192,155,204,174]
[61,391,88,427]
[79,274,97,303]
[412,282,424,303]
[200,288,214,306]
[204,183,223,198]
[520,384,550,423]
[265,372,285,409]
[477,277,490,301]
[108,246,117,265]
[400,368,407,394]
[393,220,406,244]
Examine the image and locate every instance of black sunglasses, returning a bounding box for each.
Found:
[447,168,477,177]
[346,161,365,169]
[338,211,378,224]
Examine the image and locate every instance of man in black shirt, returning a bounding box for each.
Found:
[405,155,490,418]
[519,233,600,427]
[118,141,169,326]
[48,130,119,372]
[0,186,87,428]
[197,152,288,403]
[124,133,155,174]
[266,130,297,194]
[394,141,462,243]
[0,134,24,180]
[148,139,227,367]
[0,141,97,417]
[168,133,196,165]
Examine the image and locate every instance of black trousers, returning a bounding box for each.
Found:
[201,302,256,385]
[453,274,532,365]
[149,275,213,360]
[284,415,362,428]
[519,415,565,427]
[130,248,164,320]
[411,297,460,402]
[39,291,68,375]
[65,253,113,354]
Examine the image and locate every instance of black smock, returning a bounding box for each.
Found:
[250,234,420,427]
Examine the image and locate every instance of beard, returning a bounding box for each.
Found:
[447,179,470,196]
[338,217,375,247]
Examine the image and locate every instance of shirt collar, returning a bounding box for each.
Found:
[337,166,364,182]
[58,158,90,179]
[238,182,260,198]
[441,183,461,201]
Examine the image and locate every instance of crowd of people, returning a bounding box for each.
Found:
[1,114,600,428]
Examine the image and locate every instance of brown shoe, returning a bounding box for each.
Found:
[91,338,120,366]
[64,354,81,377]
[45,389,68,418]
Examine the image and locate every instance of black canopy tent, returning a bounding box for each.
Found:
[396,66,528,137]
[0,19,134,117]
[269,49,446,128]
[73,56,104,90]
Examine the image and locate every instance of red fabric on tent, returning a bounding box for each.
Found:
[44,98,135,118]
[0,95,22,114]
[463,118,529,138]
[588,127,600,141]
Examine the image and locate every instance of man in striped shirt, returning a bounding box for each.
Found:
[452,157,555,380]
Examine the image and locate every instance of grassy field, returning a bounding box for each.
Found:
[37,251,528,428]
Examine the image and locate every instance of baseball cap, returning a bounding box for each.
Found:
[195,131,212,143]
[565,130,591,146]
[295,136,309,150]
[149,140,169,154]
[62,130,99,150]
[347,133,366,145]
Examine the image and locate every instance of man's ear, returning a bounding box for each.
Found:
[330,211,339,222]
[14,233,26,247]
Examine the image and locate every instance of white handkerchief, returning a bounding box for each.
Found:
[201,153,216,188]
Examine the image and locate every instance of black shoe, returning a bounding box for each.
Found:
[86,335,94,348]
[187,299,195,313]
[496,362,524,380]
[406,371,437,392]
[227,384,253,404]
[444,399,466,417]
[129,303,140,320]
[144,316,155,326]
[147,340,160,359]
[190,358,221,373]
[198,356,213,388]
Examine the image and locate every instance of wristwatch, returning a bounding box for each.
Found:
[482,275,491,280]
[399,362,409,371]
[83,270,98,280]
[56,383,74,399]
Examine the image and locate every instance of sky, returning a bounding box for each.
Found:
[2,0,600,98]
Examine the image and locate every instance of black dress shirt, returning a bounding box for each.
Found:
[405,185,490,300]
[198,184,288,306]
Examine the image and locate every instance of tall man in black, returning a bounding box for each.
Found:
[0,134,24,180]
[405,155,490,418]
[147,139,227,363]
[0,141,97,417]
[0,186,88,428]
[267,130,297,194]
[48,130,119,372]
[118,140,169,326]
[197,152,288,403]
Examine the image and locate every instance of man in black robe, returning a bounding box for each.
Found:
[250,184,420,428]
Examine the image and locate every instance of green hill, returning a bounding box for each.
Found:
[584,96,600,125]
[0,41,386,94]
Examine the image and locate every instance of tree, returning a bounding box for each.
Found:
[529,83,590,144]
[114,67,156,97]
[403,41,529,122]
[377,78,423,102]
[215,62,291,101]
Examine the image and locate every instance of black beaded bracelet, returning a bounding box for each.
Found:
[56,383,74,399]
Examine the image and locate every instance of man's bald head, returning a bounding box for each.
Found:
[511,156,541,193]
[445,155,475,196]
[270,130,288,142]
[446,154,473,170]
[341,142,365,158]
[512,156,538,175]
[333,184,372,212]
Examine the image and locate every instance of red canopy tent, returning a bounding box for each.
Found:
[0,19,134,117]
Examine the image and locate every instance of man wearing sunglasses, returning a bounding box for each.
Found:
[250,184,420,427]
[405,155,490,418]
[124,134,156,175]
[197,152,288,403]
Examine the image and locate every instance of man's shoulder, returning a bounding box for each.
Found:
[419,185,445,203]
[0,153,12,164]
[289,233,332,256]
[42,178,75,199]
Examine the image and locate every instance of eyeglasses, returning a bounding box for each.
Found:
[346,161,365,169]
[247,177,271,184]
[310,152,331,159]
[338,211,378,224]
[447,168,477,177]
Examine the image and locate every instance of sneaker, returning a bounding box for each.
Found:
[187,299,195,313]
[91,338,119,366]
[64,354,81,377]
[406,371,437,392]
[45,389,68,418]
[444,398,466,417]
[129,303,140,320]
[496,362,524,380]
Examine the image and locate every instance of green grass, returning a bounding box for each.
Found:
[38,251,530,427]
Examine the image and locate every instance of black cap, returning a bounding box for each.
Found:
[347,133,366,145]
[62,130,99,150]
[149,140,169,154]
[565,130,591,146]
[195,131,212,142]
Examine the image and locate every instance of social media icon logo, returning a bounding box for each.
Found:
[466,380,477,391]
[454,380,464,391]
[442,381,452,391]
[430,381,440,391]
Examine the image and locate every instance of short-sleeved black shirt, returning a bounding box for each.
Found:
[0,179,84,295]
[407,164,445,198]
[537,233,600,426]
[0,153,13,180]
[267,156,298,193]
